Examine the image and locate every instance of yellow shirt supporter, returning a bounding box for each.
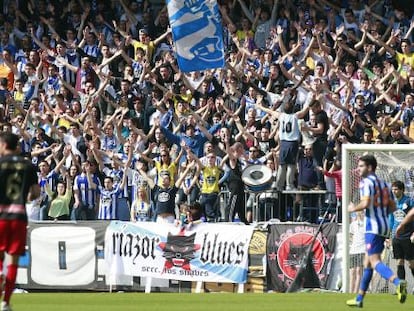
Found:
[132,41,155,61]
[396,52,414,79]
[201,166,221,194]
[155,161,177,187]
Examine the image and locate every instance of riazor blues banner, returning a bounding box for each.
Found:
[266,223,338,292]
[105,221,255,283]
[167,0,225,72]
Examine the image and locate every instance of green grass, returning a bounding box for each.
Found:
[8,292,410,311]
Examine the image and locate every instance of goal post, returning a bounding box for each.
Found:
[342,143,414,293]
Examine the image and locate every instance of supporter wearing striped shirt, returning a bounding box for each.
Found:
[101,158,130,221]
[97,167,127,220]
[52,42,78,86]
[81,31,100,59]
[37,156,67,220]
[72,161,100,220]
[56,56,97,93]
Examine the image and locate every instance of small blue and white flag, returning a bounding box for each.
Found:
[167,0,225,72]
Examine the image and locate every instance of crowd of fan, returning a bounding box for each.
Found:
[0,0,413,223]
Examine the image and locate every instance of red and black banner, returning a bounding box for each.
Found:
[266,223,338,292]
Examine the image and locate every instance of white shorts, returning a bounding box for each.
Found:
[156,215,175,224]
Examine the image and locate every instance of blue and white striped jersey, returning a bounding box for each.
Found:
[73,173,100,209]
[98,184,123,220]
[360,173,392,237]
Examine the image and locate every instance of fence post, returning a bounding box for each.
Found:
[145,277,152,293]
[195,281,203,293]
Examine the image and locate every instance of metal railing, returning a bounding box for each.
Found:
[218,187,337,223]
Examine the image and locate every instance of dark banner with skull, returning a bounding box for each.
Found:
[266,223,338,292]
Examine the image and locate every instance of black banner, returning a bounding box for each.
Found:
[266,223,338,292]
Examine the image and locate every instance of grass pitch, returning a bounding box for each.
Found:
[9,292,408,311]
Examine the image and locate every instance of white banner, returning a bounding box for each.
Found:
[105,222,255,283]
[30,226,96,286]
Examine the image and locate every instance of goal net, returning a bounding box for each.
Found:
[342,144,414,293]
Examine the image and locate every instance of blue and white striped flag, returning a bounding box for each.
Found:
[167,0,225,72]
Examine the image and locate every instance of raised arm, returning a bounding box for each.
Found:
[175,160,196,188]
[173,145,184,166]
[98,49,123,70]
[118,166,129,190]
[52,145,70,176]
[337,40,357,58]
[364,4,390,27]
[58,74,79,97]
[236,0,254,24]
[136,149,155,165]
[187,161,201,191]
[196,120,214,141]
[56,55,79,73]
[30,142,57,157]
[30,29,49,51]
[136,161,155,189]
[91,76,110,99]
[354,25,368,51]
[234,114,255,142]
[404,20,414,40]
[366,31,396,57]
[76,8,90,41]
[160,119,182,147]
[255,100,280,119]
[39,16,60,42]
[153,28,172,47]
[28,182,41,202]
[276,25,288,55]
[119,0,138,25]
[302,36,316,61]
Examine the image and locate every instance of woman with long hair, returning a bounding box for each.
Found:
[130,186,152,222]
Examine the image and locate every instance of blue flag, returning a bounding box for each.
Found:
[167,0,225,72]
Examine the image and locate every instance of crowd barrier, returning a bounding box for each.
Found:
[219,188,336,223]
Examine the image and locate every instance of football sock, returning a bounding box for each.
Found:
[359,268,373,295]
[397,265,405,280]
[375,262,394,281]
[392,277,400,286]
[3,264,18,304]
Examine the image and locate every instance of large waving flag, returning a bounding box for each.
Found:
[167,0,225,72]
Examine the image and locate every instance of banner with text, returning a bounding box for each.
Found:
[266,223,338,292]
[105,221,254,283]
[167,0,225,72]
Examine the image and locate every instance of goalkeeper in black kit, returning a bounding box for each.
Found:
[390,180,414,282]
